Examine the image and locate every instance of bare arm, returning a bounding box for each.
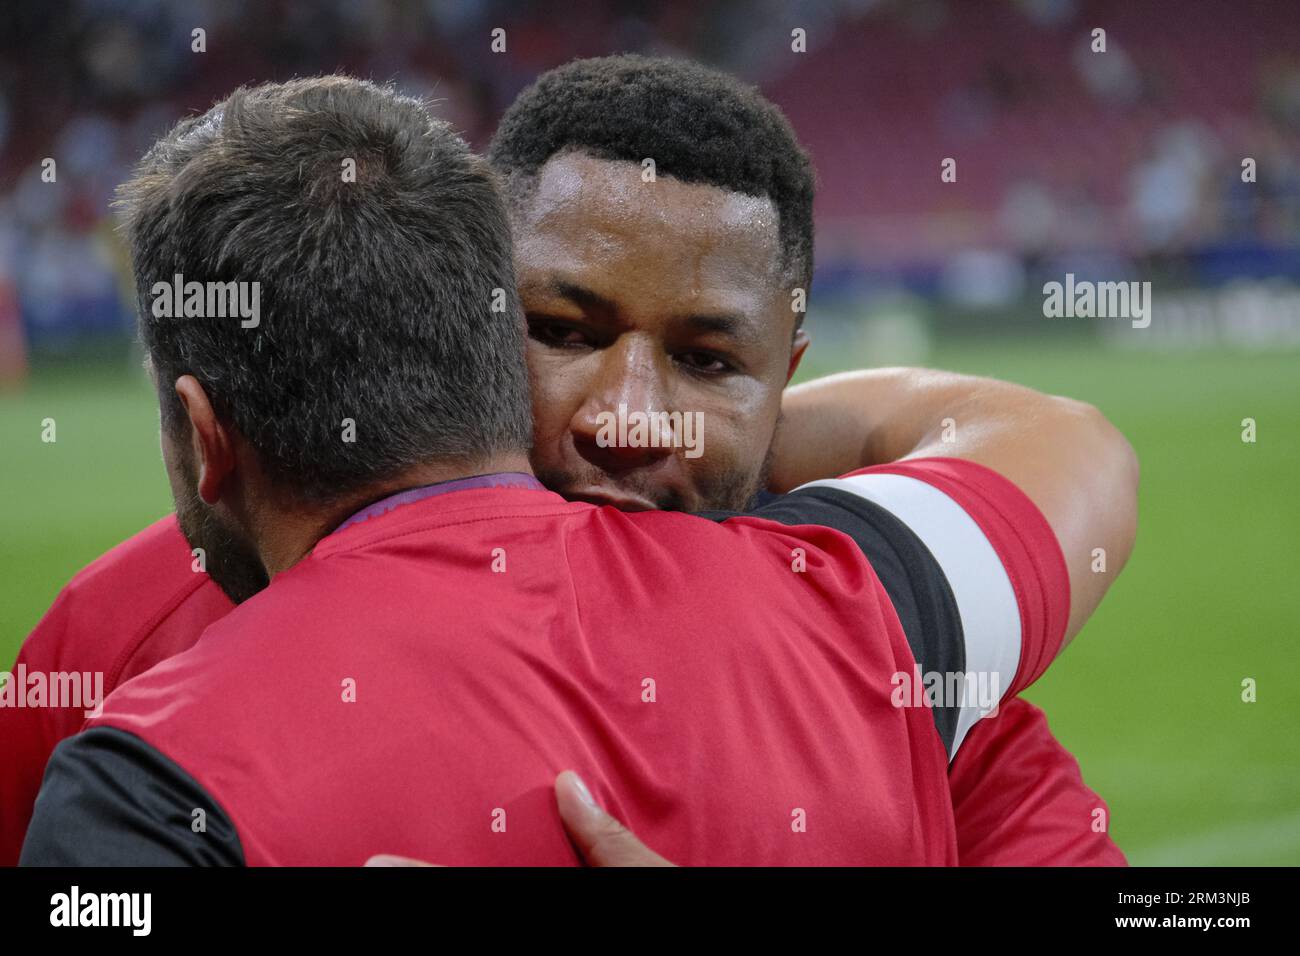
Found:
[771,368,1139,645]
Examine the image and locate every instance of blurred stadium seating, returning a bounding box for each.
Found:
[1,0,1298,359]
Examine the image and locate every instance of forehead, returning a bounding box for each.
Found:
[512,151,784,304]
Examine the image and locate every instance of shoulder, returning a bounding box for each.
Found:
[66,514,195,589]
[23,514,233,687]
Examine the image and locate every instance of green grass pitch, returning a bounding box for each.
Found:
[2,338,1297,864]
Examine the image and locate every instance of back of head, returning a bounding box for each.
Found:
[120,76,531,505]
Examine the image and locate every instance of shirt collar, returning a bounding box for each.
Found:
[334,472,544,534]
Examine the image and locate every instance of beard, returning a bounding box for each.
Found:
[720,438,776,512]
[532,436,776,514]
[168,441,270,605]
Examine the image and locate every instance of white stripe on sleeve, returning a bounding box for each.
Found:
[795,473,1020,758]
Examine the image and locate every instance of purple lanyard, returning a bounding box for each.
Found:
[334,472,544,534]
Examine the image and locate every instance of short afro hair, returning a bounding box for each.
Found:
[488,54,815,291]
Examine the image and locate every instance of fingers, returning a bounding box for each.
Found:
[366,774,676,868]
[554,770,675,867]
[364,854,440,867]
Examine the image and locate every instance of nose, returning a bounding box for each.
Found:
[570,336,677,474]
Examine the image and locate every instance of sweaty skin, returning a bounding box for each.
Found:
[517,151,807,513]
[773,368,1138,645]
[518,152,1137,646]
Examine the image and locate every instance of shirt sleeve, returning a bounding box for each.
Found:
[0,592,85,867]
[707,481,969,756]
[823,457,1072,699]
[724,456,1070,759]
[949,697,1127,866]
[1,517,235,866]
[19,726,244,867]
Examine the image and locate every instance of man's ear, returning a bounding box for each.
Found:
[173,375,236,506]
[785,328,810,385]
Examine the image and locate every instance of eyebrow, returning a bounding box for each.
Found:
[527,277,618,316]
[678,312,764,348]
[526,274,765,346]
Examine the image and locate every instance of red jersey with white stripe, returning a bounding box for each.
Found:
[11,459,1122,865]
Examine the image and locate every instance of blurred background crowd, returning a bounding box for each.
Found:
[1,0,1298,364]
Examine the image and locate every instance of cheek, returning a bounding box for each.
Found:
[685,395,775,476]
[526,346,585,443]
[526,345,566,402]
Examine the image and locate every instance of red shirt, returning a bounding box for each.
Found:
[949,698,1123,865]
[51,484,961,864]
[6,460,1123,865]
[0,516,232,865]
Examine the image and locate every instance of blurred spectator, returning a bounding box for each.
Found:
[1,0,1297,356]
